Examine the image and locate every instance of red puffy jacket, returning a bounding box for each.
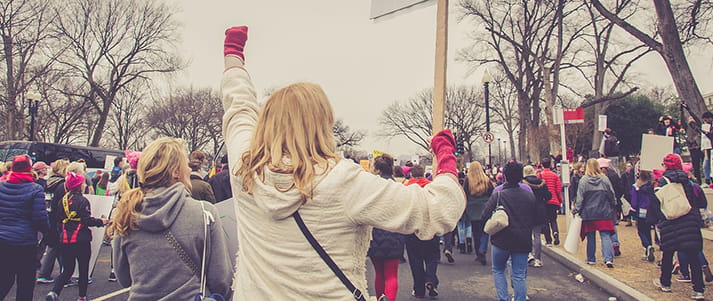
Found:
[539,168,563,206]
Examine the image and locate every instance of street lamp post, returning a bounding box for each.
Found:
[503,140,508,161]
[497,138,501,164]
[27,91,41,141]
[482,69,491,167]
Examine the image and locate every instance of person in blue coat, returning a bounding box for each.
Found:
[0,155,50,301]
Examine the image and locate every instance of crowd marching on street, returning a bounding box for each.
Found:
[2,26,713,301]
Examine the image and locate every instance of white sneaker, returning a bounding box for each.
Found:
[532,259,543,267]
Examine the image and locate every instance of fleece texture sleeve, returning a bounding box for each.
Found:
[338,163,466,240]
[221,62,258,174]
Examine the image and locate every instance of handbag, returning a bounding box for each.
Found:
[654,176,692,220]
[165,202,225,301]
[563,214,582,254]
[293,211,367,301]
[484,192,509,235]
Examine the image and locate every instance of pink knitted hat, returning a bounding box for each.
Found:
[65,172,85,191]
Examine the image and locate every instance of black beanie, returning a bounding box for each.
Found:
[503,160,523,184]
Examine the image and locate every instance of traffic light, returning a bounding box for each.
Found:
[455,135,464,156]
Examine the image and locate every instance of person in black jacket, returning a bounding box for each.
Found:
[208,156,233,203]
[37,159,70,284]
[367,155,406,301]
[522,165,551,268]
[0,155,49,301]
[482,161,537,301]
[46,173,108,301]
[651,154,706,299]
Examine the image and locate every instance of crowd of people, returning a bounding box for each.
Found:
[1,26,712,301]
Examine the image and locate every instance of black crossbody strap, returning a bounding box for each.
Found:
[293,211,366,301]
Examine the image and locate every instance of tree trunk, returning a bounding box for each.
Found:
[90,103,111,147]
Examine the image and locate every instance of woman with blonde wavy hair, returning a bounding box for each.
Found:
[222,27,465,301]
[110,137,232,300]
[463,161,495,265]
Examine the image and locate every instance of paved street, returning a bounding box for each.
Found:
[5,243,612,301]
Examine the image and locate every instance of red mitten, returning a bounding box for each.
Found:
[224,26,248,61]
[430,129,457,177]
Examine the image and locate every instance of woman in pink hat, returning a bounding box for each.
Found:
[45,173,109,301]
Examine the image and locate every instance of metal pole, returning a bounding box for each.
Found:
[485,81,490,167]
[497,138,501,164]
[29,100,37,141]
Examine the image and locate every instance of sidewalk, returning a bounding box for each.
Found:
[543,216,713,301]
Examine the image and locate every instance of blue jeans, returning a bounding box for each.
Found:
[705,150,711,182]
[470,220,488,255]
[457,218,472,244]
[636,217,653,248]
[611,217,620,246]
[679,251,710,278]
[491,245,528,301]
[586,230,614,263]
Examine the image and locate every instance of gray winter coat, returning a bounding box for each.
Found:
[112,183,233,301]
[574,175,616,221]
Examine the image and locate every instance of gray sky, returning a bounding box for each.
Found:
[174,0,713,158]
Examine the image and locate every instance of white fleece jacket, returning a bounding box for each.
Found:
[221,61,465,301]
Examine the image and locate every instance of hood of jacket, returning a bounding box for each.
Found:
[522,176,545,188]
[662,169,689,184]
[135,182,190,232]
[46,175,64,192]
[405,177,431,187]
[582,175,605,186]
[249,158,333,221]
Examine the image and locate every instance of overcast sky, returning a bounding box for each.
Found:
[174,0,713,158]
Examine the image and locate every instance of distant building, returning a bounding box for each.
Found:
[705,91,713,111]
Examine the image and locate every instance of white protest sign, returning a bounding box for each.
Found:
[214,198,238,267]
[640,134,674,171]
[73,195,114,278]
[370,0,434,20]
[598,115,608,132]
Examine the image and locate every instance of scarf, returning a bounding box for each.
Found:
[7,172,36,183]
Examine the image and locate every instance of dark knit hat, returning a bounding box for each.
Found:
[663,153,683,170]
[503,160,523,183]
[11,155,32,173]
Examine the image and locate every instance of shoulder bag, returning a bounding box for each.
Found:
[293,211,368,301]
[484,192,509,235]
[165,202,225,301]
[654,176,692,220]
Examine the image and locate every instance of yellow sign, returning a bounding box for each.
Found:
[360,160,370,171]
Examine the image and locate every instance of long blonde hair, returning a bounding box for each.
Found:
[584,158,604,177]
[237,82,338,199]
[111,137,190,237]
[51,159,70,177]
[467,161,491,196]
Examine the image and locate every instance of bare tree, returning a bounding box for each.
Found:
[333,119,365,149]
[0,0,58,140]
[53,0,182,146]
[459,0,583,161]
[380,86,485,161]
[570,0,650,151]
[489,69,520,159]
[590,0,710,140]
[33,68,93,144]
[106,81,151,150]
[146,87,223,153]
